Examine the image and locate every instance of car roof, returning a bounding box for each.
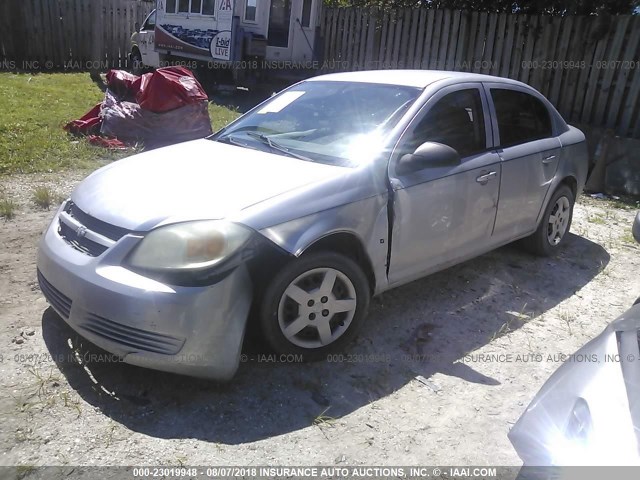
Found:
[308,69,527,89]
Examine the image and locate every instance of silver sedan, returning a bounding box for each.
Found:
[37,70,589,379]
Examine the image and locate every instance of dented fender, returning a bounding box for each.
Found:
[256,195,391,295]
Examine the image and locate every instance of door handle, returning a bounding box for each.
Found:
[476,171,497,184]
[542,154,556,164]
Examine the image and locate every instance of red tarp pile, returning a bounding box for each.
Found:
[64,67,213,149]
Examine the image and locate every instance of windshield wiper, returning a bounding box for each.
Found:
[246,132,315,162]
[215,135,247,147]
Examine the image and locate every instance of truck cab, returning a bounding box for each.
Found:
[130,0,323,75]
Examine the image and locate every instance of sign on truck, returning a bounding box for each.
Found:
[155,0,236,62]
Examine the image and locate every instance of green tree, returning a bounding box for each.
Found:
[323,0,639,15]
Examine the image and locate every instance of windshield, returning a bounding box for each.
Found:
[213,81,422,166]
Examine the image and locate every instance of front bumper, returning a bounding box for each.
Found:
[36,206,253,380]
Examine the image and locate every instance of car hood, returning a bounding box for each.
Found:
[71,139,349,231]
[509,303,640,466]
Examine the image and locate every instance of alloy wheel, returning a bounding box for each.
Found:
[547,196,571,245]
[277,267,357,349]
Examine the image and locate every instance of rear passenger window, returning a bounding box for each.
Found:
[491,89,552,147]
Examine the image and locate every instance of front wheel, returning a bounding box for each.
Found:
[258,252,370,361]
[522,185,575,256]
[131,49,144,76]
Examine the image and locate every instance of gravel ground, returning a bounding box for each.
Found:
[0,171,639,469]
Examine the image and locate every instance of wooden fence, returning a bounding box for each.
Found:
[0,0,154,71]
[321,8,640,139]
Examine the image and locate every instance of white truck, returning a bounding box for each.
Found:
[130,0,323,78]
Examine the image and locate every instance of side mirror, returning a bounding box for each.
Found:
[396,142,460,176]
[135,22,141,33]
[633,212,640,244]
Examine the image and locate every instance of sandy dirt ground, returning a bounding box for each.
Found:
[0,171,639,469]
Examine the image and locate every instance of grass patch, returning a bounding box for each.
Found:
[0,73,242,175]
[209,103,241,132]
[559,310,576,335]
[0,73,128,174]
[312,406,335,427]
[0,196,18,219]
[16,465,37,480]
[588,214,606,225]
[312,406,336,440]
[32,186,54,209]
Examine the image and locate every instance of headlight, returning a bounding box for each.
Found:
[565,398,593,444]
[550,397,639,465]
[549,398,594,466]
[128,220,252,271]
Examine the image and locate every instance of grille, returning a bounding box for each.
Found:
[58,201,132,257]
[58,221,108,257]
[65,202,130,241]
[79,313,185,355]
[37,270,72,319]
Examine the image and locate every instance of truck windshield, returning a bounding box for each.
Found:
[213,81,422,166]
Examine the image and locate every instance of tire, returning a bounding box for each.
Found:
[522,185,575,256]
[258,251,370,361]
[131,49,143,76]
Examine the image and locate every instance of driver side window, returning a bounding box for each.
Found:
[401,88,487,160]
[143,11,156,31]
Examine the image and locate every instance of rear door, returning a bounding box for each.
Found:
[387,83,502,285]
[485,84,561,241]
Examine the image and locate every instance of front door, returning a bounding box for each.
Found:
[266,0,293,60]
[138,10,160,68]
[387,84,502,286]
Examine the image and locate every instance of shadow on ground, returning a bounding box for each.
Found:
[42,233,608,444]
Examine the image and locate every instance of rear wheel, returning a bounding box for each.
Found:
[258,252,370,361]
[522,185,575,256]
